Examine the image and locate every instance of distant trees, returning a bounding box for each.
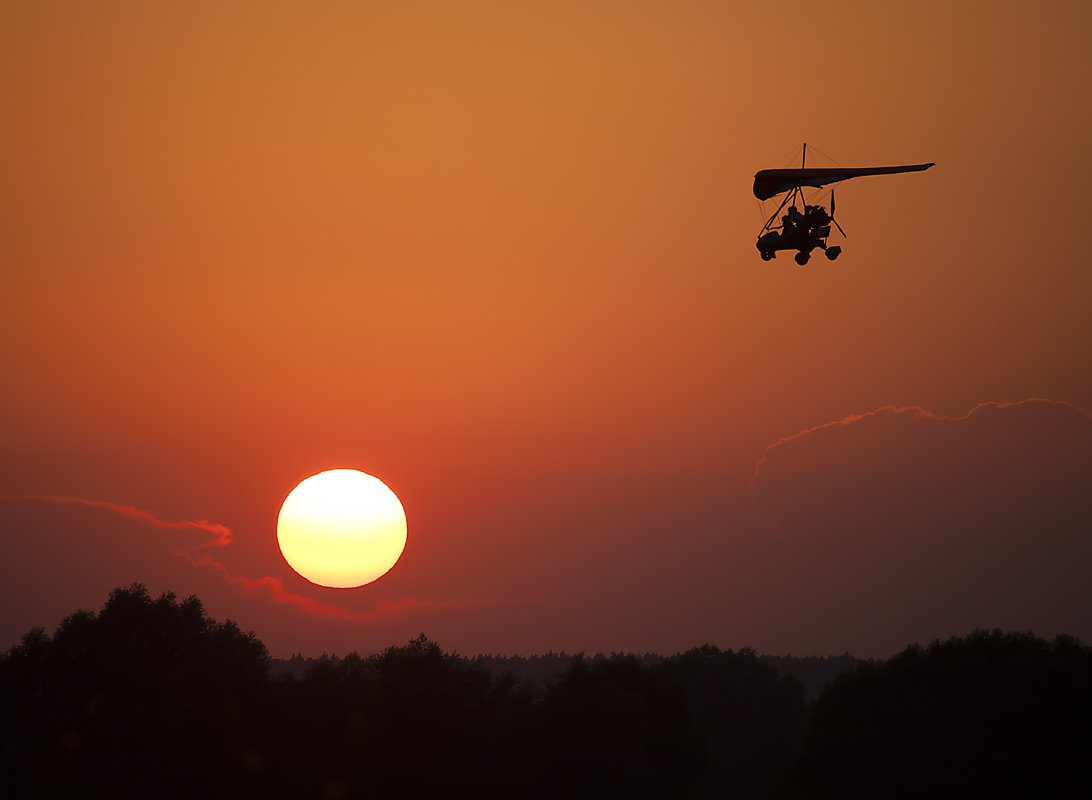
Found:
[271,633,533,798]
[533,654,704,799]
[3,589,1089,799]
[663,645,804,799]
[793,629,1092,798]
[528,647,806,799]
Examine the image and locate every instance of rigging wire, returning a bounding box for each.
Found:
[770,143,803,170]
[754,143,846,234]
[805,143,845,168]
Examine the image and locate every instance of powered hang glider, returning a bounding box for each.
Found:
[754,144,934,265]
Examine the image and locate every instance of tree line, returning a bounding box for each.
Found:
[2,584,1088,798]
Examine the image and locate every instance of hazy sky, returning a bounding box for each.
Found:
[3,1,1092,658]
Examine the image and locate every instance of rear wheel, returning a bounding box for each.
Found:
[760,250,774,261]
[795,251,810,266]
[825,246,842,261]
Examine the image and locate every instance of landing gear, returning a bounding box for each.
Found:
[795,251,810,266]
[760,250,775,261]
[825,246,842,261]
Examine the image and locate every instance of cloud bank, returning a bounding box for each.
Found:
[749,398,1092,654]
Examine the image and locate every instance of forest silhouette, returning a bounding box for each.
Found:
[2,585,1088,798]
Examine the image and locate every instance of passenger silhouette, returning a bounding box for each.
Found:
[782,205,803,242]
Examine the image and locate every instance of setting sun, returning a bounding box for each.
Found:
[277,469,407,589]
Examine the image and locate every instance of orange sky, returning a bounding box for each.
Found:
[3,1,1092,657]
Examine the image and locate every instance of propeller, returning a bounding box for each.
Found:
[830,189,847,238]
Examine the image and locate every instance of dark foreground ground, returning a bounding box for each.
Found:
[3,584,1089,799]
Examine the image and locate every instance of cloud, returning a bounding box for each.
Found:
[0,493,483,625]
[0,494,233,549]
[750,398,1092,494]
[190,552,491,622]
[747,398,1092,655]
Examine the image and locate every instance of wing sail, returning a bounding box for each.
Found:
[752,163,935,200]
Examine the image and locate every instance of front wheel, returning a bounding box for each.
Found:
[760,250,774,261]
[825,246,842,261]
[795,251,810,266]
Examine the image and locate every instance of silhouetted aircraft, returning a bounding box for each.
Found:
[754,144,934,265]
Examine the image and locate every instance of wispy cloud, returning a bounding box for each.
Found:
[0,493,488,623]
[0,494,234,549]
[748,397,1092,497]
[190,552,486,621]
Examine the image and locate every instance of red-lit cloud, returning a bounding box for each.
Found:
[750,398,1092,495]
[191,552,491,622]
[748,397,1092,655]
[0,493,483,624]
[0,494,233,549]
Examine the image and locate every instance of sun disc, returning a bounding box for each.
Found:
[277,469,407,588]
